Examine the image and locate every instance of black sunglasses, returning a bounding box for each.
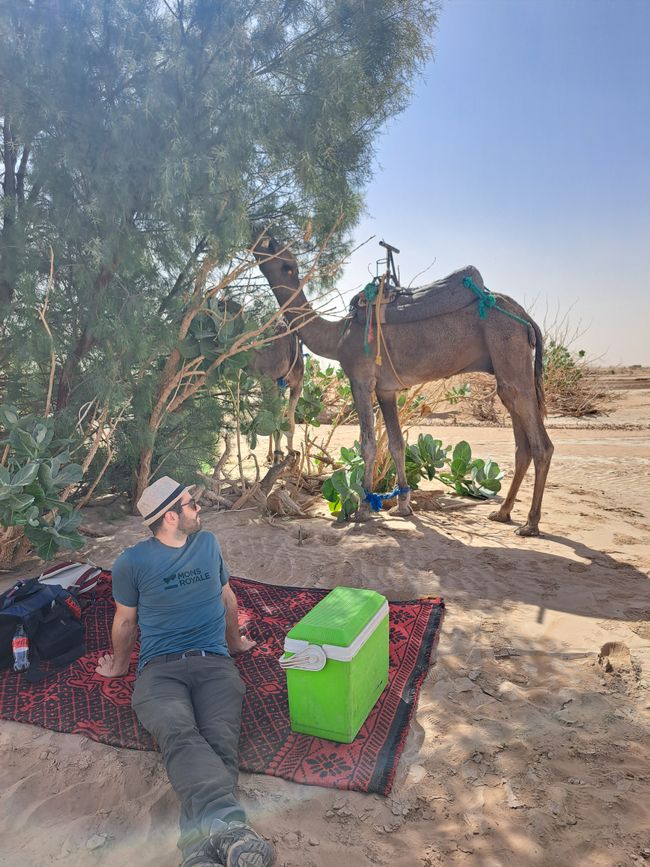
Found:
[170,497,198,515]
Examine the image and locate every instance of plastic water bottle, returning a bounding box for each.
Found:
[12,626,30,672]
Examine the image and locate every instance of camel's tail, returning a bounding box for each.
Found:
[529,314,546,417]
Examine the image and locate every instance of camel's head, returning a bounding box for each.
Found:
[253,235,299,285]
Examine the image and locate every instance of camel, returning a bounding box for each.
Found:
[255,237,554,536]
[247,320,304,462]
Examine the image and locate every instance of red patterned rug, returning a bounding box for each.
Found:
[0,574,444,795]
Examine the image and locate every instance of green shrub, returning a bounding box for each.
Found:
[321,435,505,520]
[0,405,85,562]
[102,392,225,497]
[321,463,365,522]
[542,339,607,416]
[437,441,505,497]
[444,383,471,405]
[405,435,450,486]
[544,340,585,393]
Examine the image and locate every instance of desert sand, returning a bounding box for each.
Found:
[1,371,649,867]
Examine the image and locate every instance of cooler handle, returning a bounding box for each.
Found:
[278,644,327,672]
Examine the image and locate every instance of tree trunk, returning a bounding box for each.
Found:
[0,119,18,314]
[132,444,154,511]
[0,526,31,569]
[55,325,96,411]
[130,345,186,511]
[259,452,297,494]
[55,266,114,411]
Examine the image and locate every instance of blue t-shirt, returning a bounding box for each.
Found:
[112,530,230,671]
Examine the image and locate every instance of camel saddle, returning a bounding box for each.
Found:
[349,267,479,326]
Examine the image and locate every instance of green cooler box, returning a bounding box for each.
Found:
[279,586,389,743]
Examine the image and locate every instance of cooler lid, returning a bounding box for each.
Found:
[286,586,387,648]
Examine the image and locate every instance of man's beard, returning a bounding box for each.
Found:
[179,513,200,535]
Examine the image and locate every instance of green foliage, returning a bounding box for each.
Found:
[405,435,450,486]
[247,377,287,447]
[438,442,505,498]
[444,383,471,405]
[543,340,586,401]
[296,358,354,426]
[543,340,585,391]
[101,392,225,496]
[0,0,438,499]
[178,297,253,366]
[542,339,606,416]
[397,391,425,411]
[0,405,85,560]
[252,410,280,439]
[321,445,365,522]
[295,361,326,427]
[322,435,505,518]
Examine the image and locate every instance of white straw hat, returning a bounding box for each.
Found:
[136,476,195,526]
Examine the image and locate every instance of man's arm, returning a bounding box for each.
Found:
[222,582,256,655]
[95,601,138,677]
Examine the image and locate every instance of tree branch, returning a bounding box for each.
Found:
[16,144,30,205]
[158,235,208,314]
[38,247,57,416]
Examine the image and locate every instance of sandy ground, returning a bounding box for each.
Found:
[1,374,650,867]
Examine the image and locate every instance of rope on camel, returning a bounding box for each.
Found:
[362,276,382,355]
[361,274,410,390]
[364,485,411,512]
[463,276,530,328]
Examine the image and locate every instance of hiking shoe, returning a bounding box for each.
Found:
[180,837,224,867]
[208,821,275,867]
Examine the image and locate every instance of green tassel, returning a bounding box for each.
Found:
[363,281,379,302]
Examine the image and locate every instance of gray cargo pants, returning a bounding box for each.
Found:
[132,653,246,855]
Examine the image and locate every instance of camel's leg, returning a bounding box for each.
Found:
[376,390,413,517]
[285,383,301,455]
[491,380,553,536]
[517,414,553,536]
[272,429,284,464]
[350,381,377,521]
[488,410,531,525]
[266,437,274,465]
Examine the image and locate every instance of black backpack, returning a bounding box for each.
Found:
[0,577,85,682]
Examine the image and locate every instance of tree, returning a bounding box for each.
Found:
[0,0,438,505]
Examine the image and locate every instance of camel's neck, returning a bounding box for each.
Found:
[269,283,342,360]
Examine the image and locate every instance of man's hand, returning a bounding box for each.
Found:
[229,634,256,656]
[222,581,256,655]
[95,652,129,678]
[97,601,138,678]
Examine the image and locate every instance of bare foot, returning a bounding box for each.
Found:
[230,635,256,655]
[488,510,512,524]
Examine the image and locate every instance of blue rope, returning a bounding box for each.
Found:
[363,485,411,512]
[277,376,287,389]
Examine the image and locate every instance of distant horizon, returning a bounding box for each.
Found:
[335,0,650,366]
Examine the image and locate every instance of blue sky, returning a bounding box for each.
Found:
[339,0,650,365]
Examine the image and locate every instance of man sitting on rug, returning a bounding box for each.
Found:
[96,476,275,867]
